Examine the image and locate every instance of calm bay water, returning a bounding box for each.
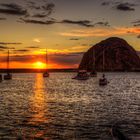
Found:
[0,73,139,140]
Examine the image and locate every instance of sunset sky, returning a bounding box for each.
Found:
[0,0,140,69]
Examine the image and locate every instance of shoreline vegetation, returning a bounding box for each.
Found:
[0,68,140,73]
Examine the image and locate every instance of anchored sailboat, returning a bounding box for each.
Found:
[43,49,49,77]
[90,48,97,77]
[4,50,12,80]
[0,74,2,82]
[99,49,108,86]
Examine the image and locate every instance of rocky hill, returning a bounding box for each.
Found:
[79,37,140,71]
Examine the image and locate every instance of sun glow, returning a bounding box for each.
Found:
[33,61,46,69]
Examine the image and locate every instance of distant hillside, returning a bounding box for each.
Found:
[79,37,140,71]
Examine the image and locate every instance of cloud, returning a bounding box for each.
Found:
[32,13,47,18]
[20,18,56,25]
[0,3,28,16]
[26,46,40,49]
[61,20,94,27]
[132,20,140,27]
[14,49,30,52]
[42,3,55,16]
[116,3,135,11]
[0,42,22,45]
[69,38,80,40]
[101,2,110,6]
[20,18,95,28]
[0,17,6,20]
[60,27,140,37]
[94,21,110,27]
[137,35,140,38]
[0,46,8,49]
[33,38,41,43]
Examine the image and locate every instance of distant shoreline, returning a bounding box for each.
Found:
[0,69,140,73]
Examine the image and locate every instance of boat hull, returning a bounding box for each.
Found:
[99,78,108,86]
[43,72,49,77]
[0,74,2,82]
[4,74,12,80]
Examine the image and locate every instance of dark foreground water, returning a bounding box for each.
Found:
[0,73,139,140]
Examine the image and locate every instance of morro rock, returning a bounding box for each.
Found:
[79,37,140,71]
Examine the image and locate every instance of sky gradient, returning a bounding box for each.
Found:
[0,0,140,69]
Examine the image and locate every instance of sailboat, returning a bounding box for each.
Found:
[99,49,108,86]
[90,48,97,77]
[43,49,49,77]
[0,74,2,82]
[4,50,12,80]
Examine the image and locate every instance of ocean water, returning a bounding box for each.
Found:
[0,73,139,140]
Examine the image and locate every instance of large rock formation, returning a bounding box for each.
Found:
[79,37,140,71]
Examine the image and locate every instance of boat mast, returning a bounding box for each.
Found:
[103,49,105,72]
[94,49,96,71]
[7,49,10,73]
[45,49,48,71]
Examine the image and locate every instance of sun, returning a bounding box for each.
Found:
[33,61,46,69]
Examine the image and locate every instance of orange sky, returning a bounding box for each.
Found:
[0,0,140,69]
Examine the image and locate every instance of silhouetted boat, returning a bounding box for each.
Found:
[0,74,2,82]
[43,49,49,77]
[90,48,97,77]
[72,70,89,80]
[4,50,12,80]
[99,49,108,86]
[111,125,130,140]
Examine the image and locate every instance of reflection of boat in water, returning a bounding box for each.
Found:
[90,48,97,77]
[4,50,12,80]
[72,70,89,80]
[99,49,108,86]
[43,49,49,78]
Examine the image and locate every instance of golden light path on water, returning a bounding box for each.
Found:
[28,74,47,138]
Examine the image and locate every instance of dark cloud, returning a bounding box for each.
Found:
[0,3,28,16]
[0,46,8,49]
[101,2,110,6]
[132,20,140,26]
[0,42,22,45]
[0,17,6,20]
[27,1,41,10]
[32,13,47,18]
[69,38,80,41]
[116,3,135,11]
[94,21,110,27]
[14,49,30,52]
[137,35,140,38]
[20,18,94,27]
[20,18,56,25]
[42,3,55,16]
[26,46,39,49]
[61,20,94,27]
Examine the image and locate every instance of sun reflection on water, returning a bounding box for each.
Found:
[28,73,48,138]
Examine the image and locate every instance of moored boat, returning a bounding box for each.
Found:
[99,49,108,86]
[72,70,89,80]
[90,48,97,77]
[4,50,12,80]
[43,49,49,78]
[0,74,2,82]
